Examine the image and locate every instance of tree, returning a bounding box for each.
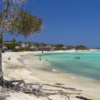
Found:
[55,44,64,50]
[4,43,18,50]
[0,1,81,99]
[13,38,16,42]
[0,0,43,84]
[76,45,87,50]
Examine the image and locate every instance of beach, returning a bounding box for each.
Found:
[2,51,100,100]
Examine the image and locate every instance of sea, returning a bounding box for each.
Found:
[34,50,100,83]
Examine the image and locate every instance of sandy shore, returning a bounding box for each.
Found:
[2,50,100,100]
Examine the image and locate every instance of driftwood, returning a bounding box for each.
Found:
[76,96,92,100]
[0,79,83,100]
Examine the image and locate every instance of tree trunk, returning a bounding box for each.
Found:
[0,27,7,83]
[0,33,4,85]
[0,0,10,83]
[0,40,3,85]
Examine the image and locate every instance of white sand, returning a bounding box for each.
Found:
[1,50,100,100]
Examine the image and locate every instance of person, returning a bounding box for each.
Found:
[75,57,80,59]
[8,57,10,60]
[2,50,4,53]
[78,57,80,59]
[39,55,41,60]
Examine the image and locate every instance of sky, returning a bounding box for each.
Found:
[3,0,100,48]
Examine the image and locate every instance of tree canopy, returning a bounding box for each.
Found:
[0,0,43,41]
[76,45,87,50]
[9,10,43,38]
[55,44,64,50]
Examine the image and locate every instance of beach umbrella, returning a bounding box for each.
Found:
[29,46,37,51]
[15,46,20,49]
[62,46,67,50]
[29,46,37,50]
[29,46,36,49]
[45,45,52,49]
[45,45,52,51]
[3,45,7,50]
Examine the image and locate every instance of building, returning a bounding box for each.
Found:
[62,45,67,50]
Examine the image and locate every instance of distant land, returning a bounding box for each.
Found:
[2,41,99,52]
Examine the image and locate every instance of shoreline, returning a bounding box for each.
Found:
[22,51,100,100]
[2,51,100,100]
[26,52,100,84]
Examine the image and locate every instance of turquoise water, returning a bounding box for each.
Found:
[35,50,100,82]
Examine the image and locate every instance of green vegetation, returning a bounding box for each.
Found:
[41,42,47,46]
[54,44,64,50]
[4,43,18,50]
[76,45,87,50]
[3,41,88,51]
[9,10,43,38]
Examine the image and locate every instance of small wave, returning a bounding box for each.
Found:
[71,76,76,79]
[52,69,57,72]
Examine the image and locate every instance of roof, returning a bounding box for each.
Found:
[29,46,36,49]
[3,45,7,49]
[45,45,52,48]
[15,46,20,49]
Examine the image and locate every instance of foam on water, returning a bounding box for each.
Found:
[52,69,57,72]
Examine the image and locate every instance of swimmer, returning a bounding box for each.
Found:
[39,55,41,60]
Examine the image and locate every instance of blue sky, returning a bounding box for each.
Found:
[3,0,100,48]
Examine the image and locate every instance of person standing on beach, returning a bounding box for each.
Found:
[39,55,41,60]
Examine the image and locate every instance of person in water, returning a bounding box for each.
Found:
[75,57,80,59]
[39,55,41,60]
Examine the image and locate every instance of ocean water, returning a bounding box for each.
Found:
[35,50,100,82]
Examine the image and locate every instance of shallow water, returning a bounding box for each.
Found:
[35,50,100,82]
